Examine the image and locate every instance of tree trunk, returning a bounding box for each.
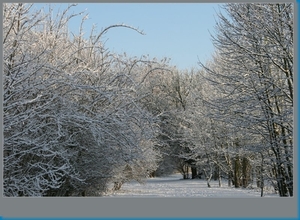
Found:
[260,153,264,197]
[213,166,218,181]
[186,164,189,179]
[234,155,241,188]
[228,170,232,187]
[256,165,261,188]
[242,157,251,188]
[276,165,289,197]
[272,147,289,197]
[218,167,222,187]
[191,167,197,179]
[203,169,212,188]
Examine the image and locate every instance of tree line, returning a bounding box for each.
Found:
[3,3,293,197]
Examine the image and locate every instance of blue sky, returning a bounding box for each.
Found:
[34,3,224,70]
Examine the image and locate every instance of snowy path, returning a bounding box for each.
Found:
[103,174,278,198]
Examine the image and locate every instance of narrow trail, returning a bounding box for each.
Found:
[103,174,278,198]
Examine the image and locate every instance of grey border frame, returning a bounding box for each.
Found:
[0,0,298,218]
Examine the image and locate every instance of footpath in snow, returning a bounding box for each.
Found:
[103,174,278,198]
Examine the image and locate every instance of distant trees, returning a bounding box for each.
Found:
[149,3,294,197]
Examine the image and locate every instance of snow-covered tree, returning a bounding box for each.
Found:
[3,3,161,196]
[199,3,293,196]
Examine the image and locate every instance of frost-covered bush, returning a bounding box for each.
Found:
[3,3,161,196]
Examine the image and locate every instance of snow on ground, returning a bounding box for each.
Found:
[103,174,278,198]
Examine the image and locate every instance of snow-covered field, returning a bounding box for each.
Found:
[103,174,278,198]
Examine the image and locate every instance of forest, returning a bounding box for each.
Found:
[3,3,293,197]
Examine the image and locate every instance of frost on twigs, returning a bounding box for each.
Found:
[3,3,161,197]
